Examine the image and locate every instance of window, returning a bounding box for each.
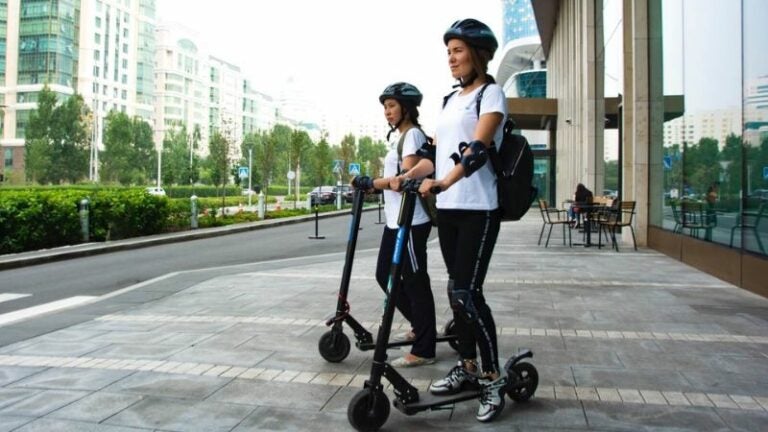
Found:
[95,17,101,27]
[93,65,99,76]
[95,33,101,44]
[94,50,100,60]
[121,89,127,100]
[4,148,12,168]
[121,74,127,84]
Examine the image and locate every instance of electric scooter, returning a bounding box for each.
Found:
[346,179,539,431]
[318,182,459,363]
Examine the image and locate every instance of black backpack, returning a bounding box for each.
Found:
[397,127,439,226]
[442,83,538,221]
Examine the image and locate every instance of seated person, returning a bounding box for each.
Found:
[569,183,593,226]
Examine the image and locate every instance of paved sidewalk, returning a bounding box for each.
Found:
[1,215,767,431]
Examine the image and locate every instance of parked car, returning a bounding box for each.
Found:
[334,185,353,203]
[145,187,166,196]
[750,189,768,201]
[308,186,337,205]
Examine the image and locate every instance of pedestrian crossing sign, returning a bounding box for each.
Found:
[349,163,361,176]
[333,160,343,174]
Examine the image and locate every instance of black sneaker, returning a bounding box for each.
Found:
[476,374,507,422]
[429,361,477,395]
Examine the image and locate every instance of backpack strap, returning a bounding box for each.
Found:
[396,126,414,174]
[474,83,492,118]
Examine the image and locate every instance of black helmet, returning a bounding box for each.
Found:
[443,18,498,55]
[379,82,423,106]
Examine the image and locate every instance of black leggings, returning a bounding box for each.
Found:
[437,209,501,375]
[375,222,436,358]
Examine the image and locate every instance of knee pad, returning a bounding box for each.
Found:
[460,140,488,178]
[450,288,479,324]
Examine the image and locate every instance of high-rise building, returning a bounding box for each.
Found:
[497,0,546,97]
[0,0,155,182]
[1,0,81,180]
[153,23,208,148]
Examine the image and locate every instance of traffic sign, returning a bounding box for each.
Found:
[238,166,249,178]
[349,163,361,176]
[663,156,672,170]
[333,160,343,174]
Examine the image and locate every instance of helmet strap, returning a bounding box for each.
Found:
[453,71,479,88]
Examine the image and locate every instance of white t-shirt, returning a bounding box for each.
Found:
[434,83,507,211]
[383,128,431,229]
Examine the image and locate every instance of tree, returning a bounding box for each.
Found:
[51,94,90,183]
[101,111,136,184]
[289,129,312,197]
[162,126,191,185]
[307,135,333,186]
[357,136,387,177]
[25,86,89,184]
[208,130,230,192]
[337,133,357,183]
[24,86,57,183]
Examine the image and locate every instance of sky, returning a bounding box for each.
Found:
[156,0,505,138]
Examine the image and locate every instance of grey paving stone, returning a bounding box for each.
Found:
[715,407,768,431]
[0,389,88,417]
[0,416,33,432]
[167,345,273,367]
[0,366,46,386]
[12,418,153,432]
[104,396,254,431]
[572,368,692,391]
[10,367,132,391]
[0,387,39,410]
[4,341,106,357]
[45,391,143,423]
[86,343,187,360]
[101,371,228,400]
[88,330,172,345]
[208,379,338,411]
[582,400,731,431]
[679,370,768,395]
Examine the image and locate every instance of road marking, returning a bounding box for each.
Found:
[0,353,763,412]
[0,293,31,304]
[0,296,97,327]
[95,313,768,345]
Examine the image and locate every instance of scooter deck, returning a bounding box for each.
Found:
[357,333,457,351]
[394,388,481,415]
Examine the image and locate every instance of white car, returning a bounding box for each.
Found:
[146,187,166,196]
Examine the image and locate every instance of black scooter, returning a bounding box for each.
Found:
[347,179,539,431]
[318,183,458,363]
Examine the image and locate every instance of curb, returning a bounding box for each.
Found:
[0,206,382,271]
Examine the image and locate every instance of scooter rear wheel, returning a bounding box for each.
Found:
[348,388,390,432]
[443,319,460,352]
[318,330,351,362]
[507,361,538,402]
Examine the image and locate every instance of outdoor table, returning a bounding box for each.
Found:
[572,203,605,247]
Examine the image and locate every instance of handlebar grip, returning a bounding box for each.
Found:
[430,186,442,194]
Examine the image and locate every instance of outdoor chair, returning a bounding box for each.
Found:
[598,200,637,251]
[670,202,683,233]
[680,200,715,239]
[538,199,572,247]
[729,202,766,254]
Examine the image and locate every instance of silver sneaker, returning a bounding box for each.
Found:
[429,361,477,395]
[476,374,507,422]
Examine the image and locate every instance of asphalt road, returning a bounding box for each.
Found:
[0,209,402,316]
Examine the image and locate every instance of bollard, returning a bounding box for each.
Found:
[79,198,90,242]
[308,204,325,239]
[258,191,265,219]
[375,193,385,224]
[190,195,198,229]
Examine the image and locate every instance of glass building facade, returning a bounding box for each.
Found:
[502,0,538,45]
[18,0,79,87]
[649,0,768,259]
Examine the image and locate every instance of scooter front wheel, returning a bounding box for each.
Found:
[507,361,538,402]
[348,388,390,432]
[443,319,460,352]
[318,330,351,362]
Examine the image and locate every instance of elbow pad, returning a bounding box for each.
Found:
[460,140,488,178]
[415,142,436,163]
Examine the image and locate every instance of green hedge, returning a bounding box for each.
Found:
[0,189,170,254]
